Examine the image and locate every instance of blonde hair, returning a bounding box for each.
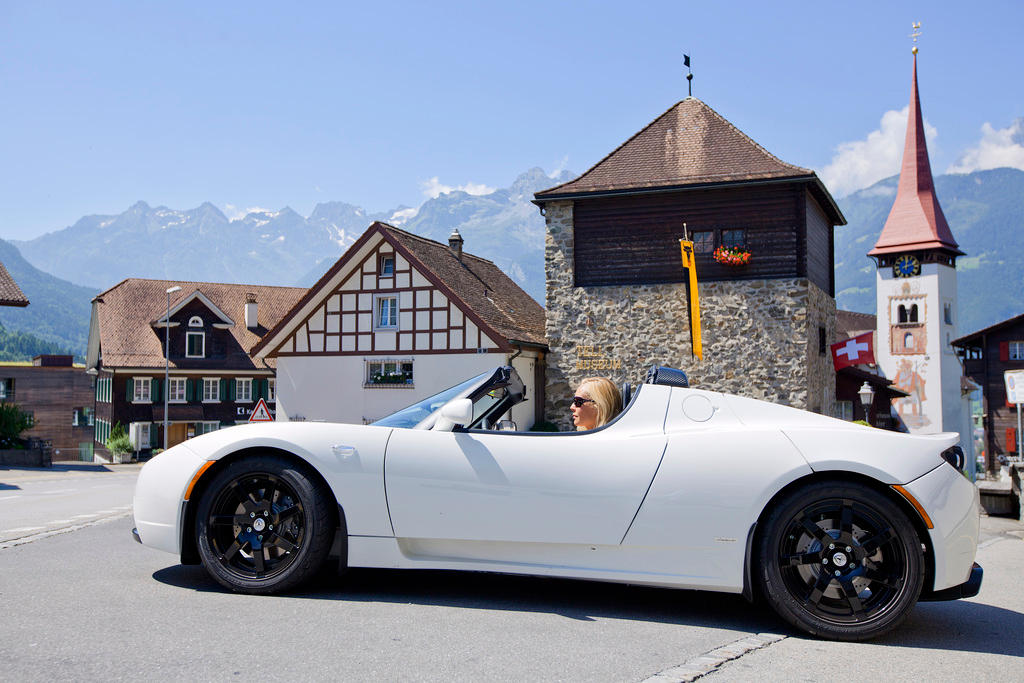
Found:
[578,377,623,428]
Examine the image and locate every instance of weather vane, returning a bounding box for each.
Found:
[910,22,921,54]
[684,53,693,97]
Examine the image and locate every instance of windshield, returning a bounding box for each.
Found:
[370,370,492,430]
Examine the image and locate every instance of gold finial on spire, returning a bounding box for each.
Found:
[910,22,921,54]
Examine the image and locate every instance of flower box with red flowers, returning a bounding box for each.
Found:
[713,245,751,266]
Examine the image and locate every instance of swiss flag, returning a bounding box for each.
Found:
[831,332,875,371]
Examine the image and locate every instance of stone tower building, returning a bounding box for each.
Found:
[534,98,845,429]
[869,52,966,438]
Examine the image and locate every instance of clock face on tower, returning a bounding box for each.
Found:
[892,254,921,278]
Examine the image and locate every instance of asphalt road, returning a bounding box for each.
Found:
[1,465,1023,681]
[0,464,139,546]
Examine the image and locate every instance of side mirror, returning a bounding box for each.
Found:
[439,398,474,426]
[497,420,518,432]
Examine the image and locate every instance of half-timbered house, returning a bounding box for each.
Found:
[534,97,846,427]
[86,279,304,458]
[251,222,547,427]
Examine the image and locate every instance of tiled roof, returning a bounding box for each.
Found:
[0,262,29,307]
[836,310,877,340]
[382,225,547,347]
[535,97,816,198]
[870,56,962,257]
[94,278,305,370]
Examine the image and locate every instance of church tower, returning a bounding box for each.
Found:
[869,45,964,435]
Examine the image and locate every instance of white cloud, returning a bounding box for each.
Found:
[223,203,273,221]
[818,107,937,197]
[389,207,419,225]
[549,155,570,177]
[947,118,1024,174]
[420,176,495,199]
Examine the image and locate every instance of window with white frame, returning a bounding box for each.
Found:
[169,377,187,402]
[375,295,398,329]
[380,255,395,276]
[1010,342,1024,361]
[96,377,112,403]
[268,378,276,402]
[235,378,252,402]
[186,331,205,358]
[189,316,203,327]
[834,400,854,421]
[0,378,9,399]
[133,377,152,403]
[203,378,220,402]
[135,423,151,448]
[197,421,219,435]
[366,359,414,386]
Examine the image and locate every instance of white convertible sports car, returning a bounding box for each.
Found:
[133,365,982,641]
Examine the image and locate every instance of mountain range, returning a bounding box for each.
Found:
[2,165,1022,359]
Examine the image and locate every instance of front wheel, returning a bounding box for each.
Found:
[195,455,334,594]
[757,480,924,641]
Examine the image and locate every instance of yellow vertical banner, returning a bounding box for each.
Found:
[679,239,703,360]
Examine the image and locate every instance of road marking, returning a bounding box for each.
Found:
[49,519,74,525]
[0,512,132,550]
[41,489,78,495]
[642,632,786,682]
[3,526,44,533]
[71,514,98,519]
[0,495,22,501]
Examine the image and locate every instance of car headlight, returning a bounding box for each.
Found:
[941,445,965,471]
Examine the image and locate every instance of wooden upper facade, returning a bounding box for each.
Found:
[953,313,1024,461]
[253,222,546,359]
[534,97,845,295]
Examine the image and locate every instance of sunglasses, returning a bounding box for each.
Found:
[571,396,596,407]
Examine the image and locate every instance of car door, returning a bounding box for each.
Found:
[384,393,668,546]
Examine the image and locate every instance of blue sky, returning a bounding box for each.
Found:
[2,1,1022,240]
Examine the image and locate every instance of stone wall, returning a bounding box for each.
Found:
[544,200,836,430]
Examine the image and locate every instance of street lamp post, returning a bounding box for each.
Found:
[164,285,181,450]
[858,381,876,426]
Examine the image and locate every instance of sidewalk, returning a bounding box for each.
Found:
[0,461,144,483]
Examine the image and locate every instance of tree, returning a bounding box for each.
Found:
[106,422,131,457]
[0,402,31,448]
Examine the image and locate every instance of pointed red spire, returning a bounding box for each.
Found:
[869,54,962,256]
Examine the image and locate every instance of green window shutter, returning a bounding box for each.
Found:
[228,379,236,401]
[185,379,193,402]
[150,424,159,448]
[220,379,228,402]
[126,378,134,401]
[256,379,266,400]
[151,379,161,403]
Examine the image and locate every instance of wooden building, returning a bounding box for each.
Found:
[0,355,94,459]
[535,97,845,426]
[952,313,1024,470]
[252,222,547,427]
[85,279,304,458]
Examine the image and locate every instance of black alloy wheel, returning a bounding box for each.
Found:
[195,455,334,594]
[757,480,924,641]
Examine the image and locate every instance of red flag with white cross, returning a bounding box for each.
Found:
[830,332,875,371]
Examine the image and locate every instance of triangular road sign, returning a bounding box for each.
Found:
[248,397,274,423]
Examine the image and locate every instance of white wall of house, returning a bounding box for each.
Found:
[276,351,539,426]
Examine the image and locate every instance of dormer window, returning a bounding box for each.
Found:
[380,255,395,277]
[189,316,204,327]
[186,331,205,358]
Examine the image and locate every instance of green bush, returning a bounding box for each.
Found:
[0,402,31,448]
[106,422,131,456]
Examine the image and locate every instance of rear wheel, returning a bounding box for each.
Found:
[757,480,924,640]
[195,456,334,594]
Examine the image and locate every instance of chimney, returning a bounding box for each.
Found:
[245,292,258,329]
[448,229,464,261]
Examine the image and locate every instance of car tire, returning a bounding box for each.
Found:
[757,479,924,641]
[195,455,335,594]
